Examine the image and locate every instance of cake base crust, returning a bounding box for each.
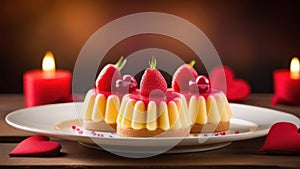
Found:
[191,121,230,133]
[83,120,116,132]
[117,126,191,137]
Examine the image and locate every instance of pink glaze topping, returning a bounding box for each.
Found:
[169,88,221,101]
[91,88,139,99]
[128,91,182,106]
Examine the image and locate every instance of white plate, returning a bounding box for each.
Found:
[5,102,300,158]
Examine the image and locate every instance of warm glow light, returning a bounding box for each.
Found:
[290,57,300,79]
[42,51,56,72]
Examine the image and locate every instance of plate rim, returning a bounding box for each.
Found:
[5,102,300,143]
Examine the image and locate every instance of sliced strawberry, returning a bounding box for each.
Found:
[140,57,167,97]
[172,60,198,92]
[96,57,126,92]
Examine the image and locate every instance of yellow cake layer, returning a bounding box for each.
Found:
[82,89,232,132]
[81,89,120,124]
[117,94,192,131]
[188,92,232,125]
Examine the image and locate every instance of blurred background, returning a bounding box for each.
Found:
[1,0,300,93]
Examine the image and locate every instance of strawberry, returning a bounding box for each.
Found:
[140,57,167,97]
[95,57,126,92]
[172,60,198,92]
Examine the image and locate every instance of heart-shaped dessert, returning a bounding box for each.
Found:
[9,135,61,157]
[260,122,300,153]
[210,66,251,101]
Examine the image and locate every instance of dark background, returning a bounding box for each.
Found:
[1,0,300,93]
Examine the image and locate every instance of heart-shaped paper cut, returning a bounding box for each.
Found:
[260,122,300,153]
[9,135,61,157]
[210,66,251,101]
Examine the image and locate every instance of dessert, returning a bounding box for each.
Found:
[117,58,192,137]
[81,57,138,131]
[172,62,232,133]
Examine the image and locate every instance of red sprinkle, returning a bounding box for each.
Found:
[214,133,219,136]
[100,134,104,137]
[220,132,226,135]
[76,128,80,131]
[235,130,240,134]
[109,135,113,138]
[71,125,76,130]
[204,134,208,137]
[78,131,83,134]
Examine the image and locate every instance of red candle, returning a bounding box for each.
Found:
[272,57,300,105]
[23,51,72,107]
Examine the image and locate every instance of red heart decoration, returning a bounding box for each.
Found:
[210,66,251,101]
[9,135,61,157]
[260,122,300,153]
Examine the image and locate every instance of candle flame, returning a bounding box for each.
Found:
[290,57,300,79]
[42,51,56,72]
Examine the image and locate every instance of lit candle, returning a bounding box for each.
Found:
[23,51,72,107]
[272,57,300,105]
[290,57,300,79]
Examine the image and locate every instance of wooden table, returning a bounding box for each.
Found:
[1,94,300,168]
